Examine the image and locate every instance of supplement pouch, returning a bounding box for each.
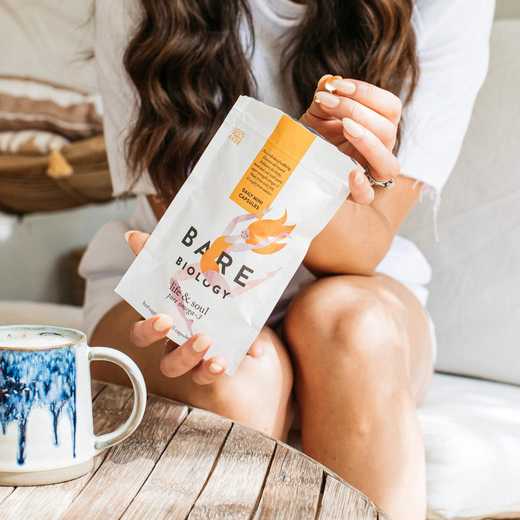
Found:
[116,96,358,373]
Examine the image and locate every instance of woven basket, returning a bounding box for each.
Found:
[0,135,114,215]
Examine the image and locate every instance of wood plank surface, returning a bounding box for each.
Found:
[91,380,106,400]
[122,408,232,520]
[60,395,188,520]
[0,384,133,520]
[254,443,322,520]
[188,423,276,520]
[1,381,382,520]
[0,487,14,505]
[318,475,378,520]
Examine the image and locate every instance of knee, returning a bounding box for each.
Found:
[215,328,293,402]
[285,277,406,370]
[253,327,295,393]
[190,328,293,436]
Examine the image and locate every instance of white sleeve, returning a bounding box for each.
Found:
[79,196,158,339]
[398,0,495,194]
[78,219,133,339]
[95,0,156,196]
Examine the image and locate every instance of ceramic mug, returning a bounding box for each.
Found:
[0,325,147,486]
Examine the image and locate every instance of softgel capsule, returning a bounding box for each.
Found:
[116,96,359,373]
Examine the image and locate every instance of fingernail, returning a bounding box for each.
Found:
[193,334,212,353]
[153,314,173,332]
[315,91,340,108]
[343,118,365,138]
[354,170,366,186]
[209,362,224,374]
[331,79,356,95]
[124,230,136,243]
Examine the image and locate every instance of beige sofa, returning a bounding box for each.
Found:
[402,18,520,519]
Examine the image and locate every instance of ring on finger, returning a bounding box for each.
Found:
[365,172,395,189]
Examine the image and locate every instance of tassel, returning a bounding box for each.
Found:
[47,150,73,178]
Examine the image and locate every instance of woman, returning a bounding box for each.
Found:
[81,1,494,518]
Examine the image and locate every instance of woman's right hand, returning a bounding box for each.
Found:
[123,230,238,385]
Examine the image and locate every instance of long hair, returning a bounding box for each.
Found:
[124,0,419,202]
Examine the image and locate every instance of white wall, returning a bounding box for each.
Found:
[0,1,122,305]
[0,0,96,93]
[0,200,135,304]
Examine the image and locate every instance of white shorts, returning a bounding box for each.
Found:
[80,196,437,361]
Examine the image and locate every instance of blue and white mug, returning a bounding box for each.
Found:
[0,325,147,486]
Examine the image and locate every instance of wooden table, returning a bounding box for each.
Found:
[0,382,387,520]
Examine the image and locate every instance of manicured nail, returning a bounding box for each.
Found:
[354,170,366,186]
[153,314,173,332]
[209,362,224,374]
[193,334,212,353]
[331,79,356,95]
[315,91,340,108]
[124,230,136,243]
[343,118,365,138]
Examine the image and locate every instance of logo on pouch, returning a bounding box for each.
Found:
[229,127,245,145]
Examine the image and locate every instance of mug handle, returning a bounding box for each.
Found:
[88,347,147,454]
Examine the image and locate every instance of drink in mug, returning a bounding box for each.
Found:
[0,325,147,486]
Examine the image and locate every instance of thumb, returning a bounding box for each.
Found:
[124,230,150,256]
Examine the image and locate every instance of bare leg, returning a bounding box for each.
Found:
[91,305,294,439]
[284,274,433,520]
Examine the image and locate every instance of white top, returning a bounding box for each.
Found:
[80,0,494,339]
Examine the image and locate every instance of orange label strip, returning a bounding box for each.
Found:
[229,115,315,213]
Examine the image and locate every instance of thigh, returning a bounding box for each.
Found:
[359,273,434,403]
[90,302,292,406]
[285,273,434,404]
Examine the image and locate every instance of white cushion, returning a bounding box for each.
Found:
[0,301,83,332]
[421,374,520,519]
[401,19,520,385]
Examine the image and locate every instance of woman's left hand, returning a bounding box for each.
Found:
[300,74,403,205]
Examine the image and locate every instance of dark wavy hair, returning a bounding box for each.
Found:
[124,0,419,202]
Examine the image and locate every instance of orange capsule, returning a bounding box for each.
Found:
[324,75,343,94]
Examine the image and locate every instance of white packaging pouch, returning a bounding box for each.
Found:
[116,96,358,373]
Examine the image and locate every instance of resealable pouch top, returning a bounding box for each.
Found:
[116,96,358,373]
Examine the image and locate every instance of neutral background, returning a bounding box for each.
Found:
[0,0,517,303]
[496,0,520,18]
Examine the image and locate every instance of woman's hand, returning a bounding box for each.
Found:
[300,74,402,206]
[123,230,263,384]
